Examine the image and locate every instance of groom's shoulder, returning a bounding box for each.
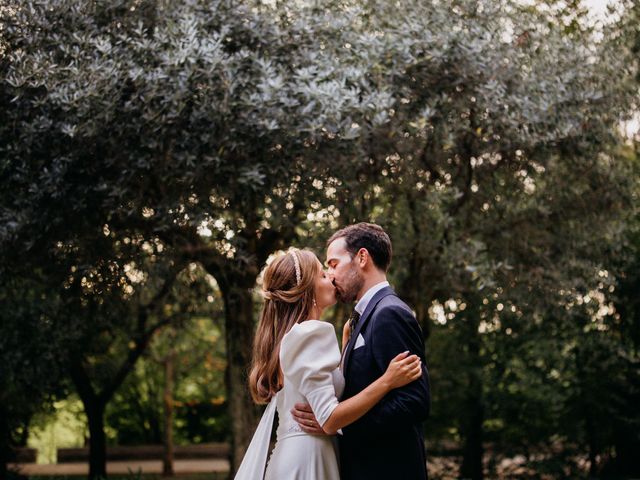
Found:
[374,292,415,320]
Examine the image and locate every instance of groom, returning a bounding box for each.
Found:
[291,222,431,479]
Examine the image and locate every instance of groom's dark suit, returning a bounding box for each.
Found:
[340,286,430,480]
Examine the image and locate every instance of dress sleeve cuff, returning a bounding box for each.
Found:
[306,384,339,427]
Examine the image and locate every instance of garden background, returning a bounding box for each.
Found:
[1,0,639,479]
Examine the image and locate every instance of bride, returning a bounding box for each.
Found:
[235,248,422,479]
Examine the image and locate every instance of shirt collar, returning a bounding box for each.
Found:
[354,281,390,315]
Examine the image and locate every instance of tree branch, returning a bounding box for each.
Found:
[98,264,183,403]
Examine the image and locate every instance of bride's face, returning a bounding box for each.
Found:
[313,259,337,309]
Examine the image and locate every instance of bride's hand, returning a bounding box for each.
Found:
[382,351,422,389]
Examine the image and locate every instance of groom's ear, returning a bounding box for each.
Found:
[356,248,370,268]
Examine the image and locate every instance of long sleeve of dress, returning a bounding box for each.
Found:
[280,320,341,427]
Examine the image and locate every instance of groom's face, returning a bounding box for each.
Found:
[326,238,364,303]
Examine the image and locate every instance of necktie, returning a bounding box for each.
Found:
[347,309,361,343]
[341,309,362,368]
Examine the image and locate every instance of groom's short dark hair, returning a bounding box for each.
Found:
[327,223,392,272]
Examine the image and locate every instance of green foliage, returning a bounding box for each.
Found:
[105,315,229,445]
[1,0,639,478]
[0,273,71,465]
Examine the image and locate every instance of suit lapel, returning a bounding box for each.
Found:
[343,286,395,373]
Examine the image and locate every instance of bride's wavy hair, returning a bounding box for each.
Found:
[249,248,320,404]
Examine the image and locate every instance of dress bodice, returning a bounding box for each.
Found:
[275,320,344,440]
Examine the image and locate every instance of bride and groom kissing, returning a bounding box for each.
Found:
[236,223,431,480]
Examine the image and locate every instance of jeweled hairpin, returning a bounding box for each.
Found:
[290,249,302,285]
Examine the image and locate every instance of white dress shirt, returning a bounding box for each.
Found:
[354,281,390,316]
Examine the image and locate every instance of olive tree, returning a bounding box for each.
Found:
[1,0,392,475]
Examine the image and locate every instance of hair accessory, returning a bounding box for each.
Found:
[290,249,302,285]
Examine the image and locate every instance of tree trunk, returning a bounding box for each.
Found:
[162,352,175,477]
[69,358,108,480]
[460,394,484,480]
[0,403,10,480]
[459,315,484,480]
[221,283,260,476]
[613,423,640,476]
[585,411,598,477]
[85,400,107,480]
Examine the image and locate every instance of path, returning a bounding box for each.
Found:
[8,459,230,476]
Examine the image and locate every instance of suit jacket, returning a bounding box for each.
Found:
[339,286,431,480]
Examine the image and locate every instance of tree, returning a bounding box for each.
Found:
[1,0,392,474]
[3,1,638,478]
[105,304,228,447]
[0,271,70,479]
[602,145,640,477]
[320,0,636,477]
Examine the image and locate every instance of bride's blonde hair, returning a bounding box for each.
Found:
[249,248,320,404]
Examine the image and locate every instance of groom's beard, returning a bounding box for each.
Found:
[335,267,364,303]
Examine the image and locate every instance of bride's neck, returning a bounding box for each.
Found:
[307,306,324,320]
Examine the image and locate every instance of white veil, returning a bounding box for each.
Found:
[234,393,278,480]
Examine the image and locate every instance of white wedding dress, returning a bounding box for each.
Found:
[235,320,344,480]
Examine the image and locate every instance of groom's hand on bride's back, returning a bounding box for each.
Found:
[291,403,326,435]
